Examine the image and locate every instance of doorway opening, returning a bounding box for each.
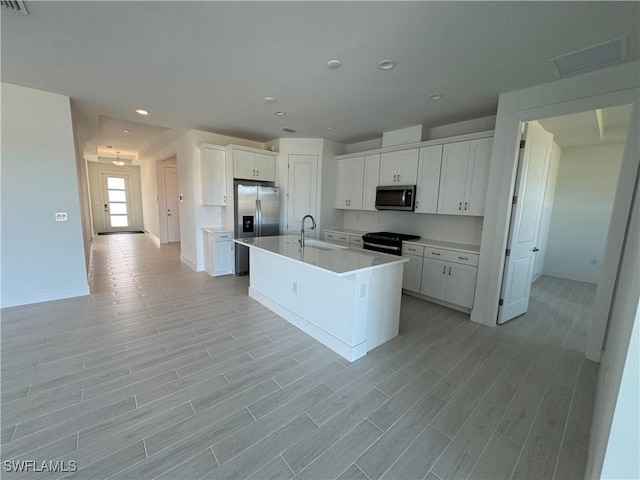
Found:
[499,104,631,326]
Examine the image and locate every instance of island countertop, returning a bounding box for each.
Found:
[234,235,408,277]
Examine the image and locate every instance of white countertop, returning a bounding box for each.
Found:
[234,235,408,277]
[202,227,233,233]
[323,228,480,254]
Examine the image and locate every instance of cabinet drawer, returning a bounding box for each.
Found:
[350,236,363,247]
[402,244,424,256]
[213,231,233,242]
[424,247,478,266]
[324,232,350,244]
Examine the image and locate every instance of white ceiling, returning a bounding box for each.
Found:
[538,104,632,149]
[2,2,638,162]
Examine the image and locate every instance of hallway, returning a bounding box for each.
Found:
[1,233,597,479]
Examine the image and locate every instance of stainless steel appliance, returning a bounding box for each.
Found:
[362,231,420,256]
[375,185,417,211]
[234,181,281,275]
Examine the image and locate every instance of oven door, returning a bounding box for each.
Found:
[362,241,402,255]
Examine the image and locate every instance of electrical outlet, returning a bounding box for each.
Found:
[55,212,68,222]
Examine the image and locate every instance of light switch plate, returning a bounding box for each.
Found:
[55,212,68,222]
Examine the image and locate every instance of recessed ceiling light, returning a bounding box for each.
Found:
[378,59,396,70]
[123,129,132,133]
[135,109,149,115]
[326,59,342,70]
[274,111,286,116]
[281,127,297,133]
[264,96,276,103]
[429,93,443,100]
[324,126,334,130]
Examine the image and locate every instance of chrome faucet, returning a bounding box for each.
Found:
[299,214,316,249]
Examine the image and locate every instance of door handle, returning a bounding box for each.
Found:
[443,266,446,274]
[464,202,468,210]
[104,204,108,212]
[532,247,540,252]
[459,202,462,211]
[448,267,452,275]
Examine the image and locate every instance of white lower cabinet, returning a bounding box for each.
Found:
[401,253,423,292]
[420,257,477,309]
[204,230,235,276]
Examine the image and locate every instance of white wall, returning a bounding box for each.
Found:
[1,83,89,307]
[87,162,144,233]
[544,144,624,283]
[533,141,561,280]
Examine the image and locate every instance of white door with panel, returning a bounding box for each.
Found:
[164,166,181,242]
[335,157,364,210]
[233,150,276,182]
[415,145,443,213]
[379,149,419,185]
[499,122,554,323]
[362,154,381,211]
[287,154,318,235]
[101,173,132,233]
[421,258,448,300]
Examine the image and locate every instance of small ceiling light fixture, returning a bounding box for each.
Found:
[324,126,334,131]
[429,93,443,100]
[135,109,149,115]
[123,129,132,133]
[264,96,276,103]
[378,59,396,70]
[281,127,297,134]
[274,111,286,116]
[112,152,125,166]
[326,59,342,70]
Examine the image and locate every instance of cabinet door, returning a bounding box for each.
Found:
[362,154,380,211]
[420,258,447,300]
[396,149,419,185]
[254,153,276,182]
[444,263,478,308]
[201,148,227,206]
[464,138,492,216]
[415,145,443,214]
[379,152,399,185]
[437,142,471,215]
[402,253,423,292]
[335,159,352,209]
[348,156,365,210]
[213,240,234,276]
[233,150,255,180]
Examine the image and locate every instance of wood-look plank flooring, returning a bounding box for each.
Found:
[1,233,597,479]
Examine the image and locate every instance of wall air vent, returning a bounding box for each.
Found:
[281,127,297,134]
[551,37,627,76]
[1,1,29,14]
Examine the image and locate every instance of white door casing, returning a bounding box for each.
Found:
[287,154,318,235]
[164,166,180,243]
[499,122,554,324]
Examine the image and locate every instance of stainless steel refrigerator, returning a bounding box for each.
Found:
[234,181,281,275]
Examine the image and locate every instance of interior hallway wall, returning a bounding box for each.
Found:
[1,83,89,307]
[544,143,625,283]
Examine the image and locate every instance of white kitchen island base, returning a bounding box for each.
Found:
[239,236,406,362]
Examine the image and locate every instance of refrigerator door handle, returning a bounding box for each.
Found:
[256,199,262,237]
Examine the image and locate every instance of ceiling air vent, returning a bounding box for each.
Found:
[1,1,28,14]
[281,127,297,134]
[551,37,627,76]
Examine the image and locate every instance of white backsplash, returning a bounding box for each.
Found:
[342,210,483,245]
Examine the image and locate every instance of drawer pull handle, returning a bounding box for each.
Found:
[432,252,441,256]
[458,256,469,260]
[448,267,452,275]
[443,266,446,274]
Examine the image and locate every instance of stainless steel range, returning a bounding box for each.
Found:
[362,231,421,256]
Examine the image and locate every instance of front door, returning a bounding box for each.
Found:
[101,173,132,233]
[498,122,554,323]
[164,166,180,243]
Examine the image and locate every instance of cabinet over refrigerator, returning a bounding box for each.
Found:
[234,181,281,275]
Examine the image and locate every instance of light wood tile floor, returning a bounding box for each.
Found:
[1,233,597,479]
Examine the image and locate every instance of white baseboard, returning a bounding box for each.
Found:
[180,254,197,271]
[145,231,160,245]
[249,287,368,362]
[544,270,599,285]
[1,285,90,308]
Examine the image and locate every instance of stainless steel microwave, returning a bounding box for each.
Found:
[375,185,416,211]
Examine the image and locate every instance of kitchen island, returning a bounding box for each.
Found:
[234,235,408,361]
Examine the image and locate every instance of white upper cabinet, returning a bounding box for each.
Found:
[335,157,364,210]
[437,138,492,216]
[379,148,419,186]
[233,149,276,182]
[200,145,227,206]
[362,154,380,211]
[415,145,443,214]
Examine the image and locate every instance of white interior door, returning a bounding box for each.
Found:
[499,122,554,323]
[101,173,132,233]
[287,154,318,235]
[164,166,180,242]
